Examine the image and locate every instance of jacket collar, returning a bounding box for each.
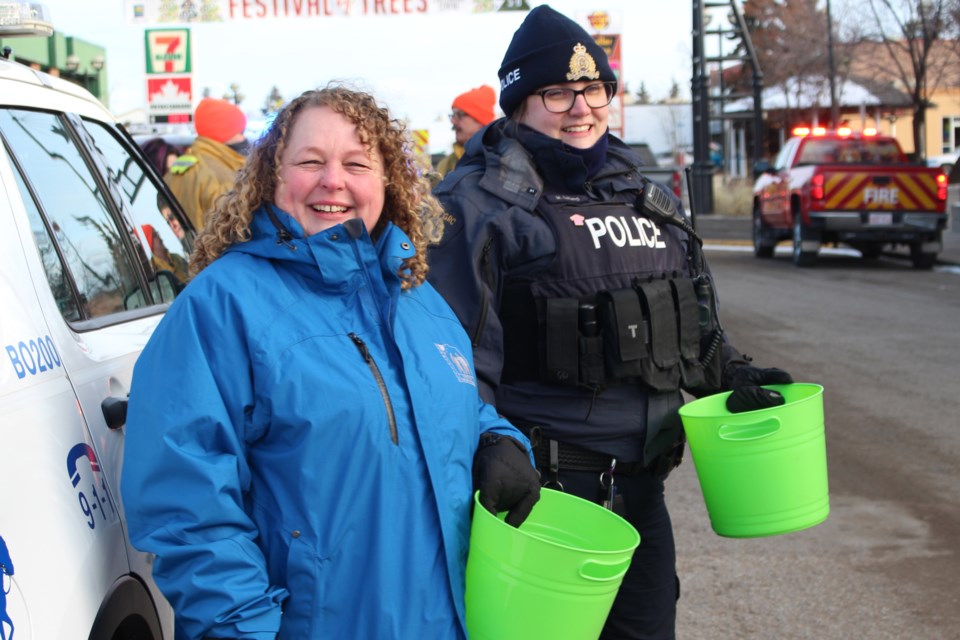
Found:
[456,119,543,211]
[225,205,415,292]
[456,121,646,208]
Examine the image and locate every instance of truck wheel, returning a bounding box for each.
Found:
[910,244,937,269]
[792,214,817,267]
[752,204,776,258]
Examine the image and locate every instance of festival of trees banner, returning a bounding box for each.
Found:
[124,0,532,24]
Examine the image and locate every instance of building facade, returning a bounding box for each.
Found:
[0,31,107,105]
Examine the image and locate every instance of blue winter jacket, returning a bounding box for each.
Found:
[121,207,530,640]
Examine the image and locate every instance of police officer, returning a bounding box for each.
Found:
[427,6,792,639]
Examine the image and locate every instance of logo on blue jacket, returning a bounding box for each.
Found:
[435,344,476,386]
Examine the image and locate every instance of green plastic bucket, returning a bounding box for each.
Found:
[465,488,640,640]
[678,383,829,538]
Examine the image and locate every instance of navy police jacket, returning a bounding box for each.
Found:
[428,121,745,465]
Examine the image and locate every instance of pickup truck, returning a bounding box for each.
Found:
[752,128,947,268]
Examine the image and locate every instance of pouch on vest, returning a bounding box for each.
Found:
[635,280,682,391]
[577,303,606,388]
[544,298,580,386]
[670,278,706,388]
[600,288,647,379]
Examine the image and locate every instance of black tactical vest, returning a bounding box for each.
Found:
[500,187,719,393]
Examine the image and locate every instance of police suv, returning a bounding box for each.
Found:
[1,4,191,637]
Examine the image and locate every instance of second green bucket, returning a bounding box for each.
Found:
[465,488,640,640]
[678,383,829,538]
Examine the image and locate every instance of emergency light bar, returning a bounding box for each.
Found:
[0,1,53,37]
[791,126,882,138]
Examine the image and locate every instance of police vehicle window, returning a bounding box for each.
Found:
[0,109,144,320]
[7,157,82,321]
[82,121,192,288]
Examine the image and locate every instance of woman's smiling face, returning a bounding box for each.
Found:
[519,81,609,149]
[274,105,386,236]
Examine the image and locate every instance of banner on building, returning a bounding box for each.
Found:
[124,0,531,25]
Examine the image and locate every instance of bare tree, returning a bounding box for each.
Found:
[857,0,959,157]
[744,0,832,86]
[740,0,844,126]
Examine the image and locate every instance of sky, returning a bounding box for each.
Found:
[37,1,694,152]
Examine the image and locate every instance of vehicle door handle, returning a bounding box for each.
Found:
[102,396,128,430]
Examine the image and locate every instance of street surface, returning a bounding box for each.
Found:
[671,245,960,639]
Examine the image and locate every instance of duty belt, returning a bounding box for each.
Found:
[531,438,647,476]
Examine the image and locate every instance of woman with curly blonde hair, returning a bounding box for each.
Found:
[121,83,540,640]
[191,84,440,284]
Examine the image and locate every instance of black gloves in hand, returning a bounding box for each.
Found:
[473,433,541,527]
[724,365,794,413]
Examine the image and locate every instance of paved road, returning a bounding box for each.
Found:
[694,214,960,265]
[671,246,960,639]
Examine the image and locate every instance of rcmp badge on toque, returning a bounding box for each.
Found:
[566,43,600,82]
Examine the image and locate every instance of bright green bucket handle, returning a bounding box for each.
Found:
[718,417,781,441]
[578,557,632,582]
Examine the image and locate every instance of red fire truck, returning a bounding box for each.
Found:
[753,127,947,268]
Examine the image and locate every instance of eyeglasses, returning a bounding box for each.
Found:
[449,109,470,121]
[535,82,617,113]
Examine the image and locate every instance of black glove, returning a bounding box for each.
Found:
[473,433,541,527]
[724,365,793,413]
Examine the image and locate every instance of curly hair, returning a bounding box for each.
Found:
[190,82,442,289]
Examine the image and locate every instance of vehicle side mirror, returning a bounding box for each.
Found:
[123,270,184,310]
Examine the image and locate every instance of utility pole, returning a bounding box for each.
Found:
[691,0,714,214]
[826,0,839,128]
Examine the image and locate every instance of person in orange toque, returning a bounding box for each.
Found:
[435,85,496,177]
[165,98,250,232]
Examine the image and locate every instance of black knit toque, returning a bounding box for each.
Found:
[497,5,617,117]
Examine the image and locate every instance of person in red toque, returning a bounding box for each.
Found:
[436,85,496,177]
[165,98,250,232]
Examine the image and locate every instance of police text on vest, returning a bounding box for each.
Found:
[584,215,666,250]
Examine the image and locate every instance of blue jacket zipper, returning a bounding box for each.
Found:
[349,332,399,444]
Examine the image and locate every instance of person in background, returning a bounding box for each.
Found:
[140,223,189,284]
[157,192,195,254]
[121,83,540,640]
[139,136,186,177]
[435,84,496,177]
[165,97,249,232]
[426,6,792,639]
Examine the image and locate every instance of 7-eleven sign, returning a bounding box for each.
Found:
[145,28,191,74]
